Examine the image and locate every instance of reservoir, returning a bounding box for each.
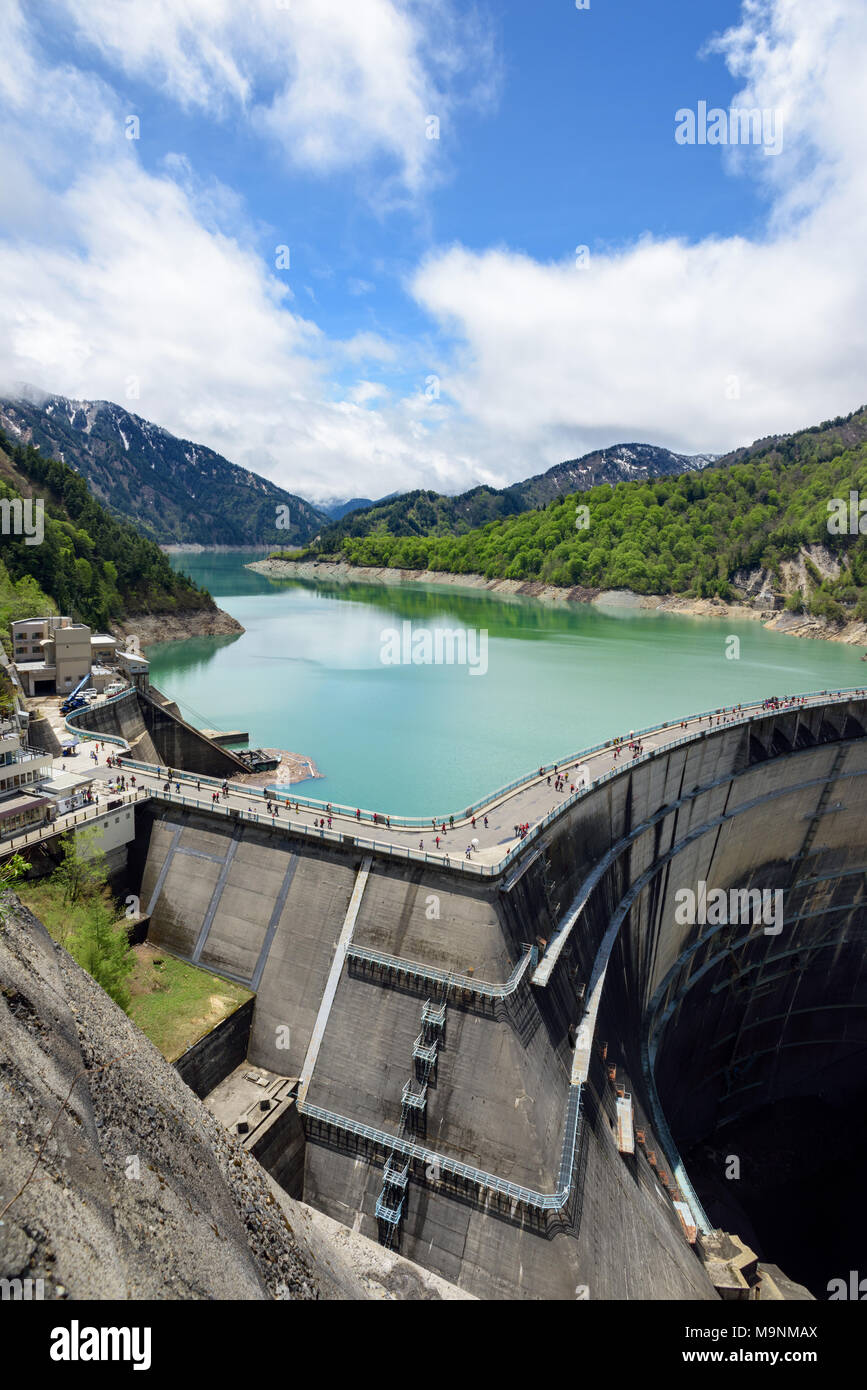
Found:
[147,551,867,816]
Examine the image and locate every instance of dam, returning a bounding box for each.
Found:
[47,688,867,1298]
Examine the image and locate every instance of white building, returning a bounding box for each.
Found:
[0,719,54,838]
[37,771,96,817]
[11,616,120,698]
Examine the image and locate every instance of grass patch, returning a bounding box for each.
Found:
[127,943,251,1061]
[17,878,251,1059]
[17,877,113,949]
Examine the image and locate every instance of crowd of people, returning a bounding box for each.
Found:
[67,688,866,864]
[612,737,644,761]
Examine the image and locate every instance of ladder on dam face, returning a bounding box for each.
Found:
[413,1033,438,1082]
[375,1153,409,1250]
[401,1079,428,1133]
[413,998,445,1084]
[373,1000,447,1247]
[422,998,446,1034]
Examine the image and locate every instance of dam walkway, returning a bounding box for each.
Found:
[4,685,861,875]
[113,686,866,877]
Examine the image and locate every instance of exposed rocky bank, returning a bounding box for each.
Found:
[112,607,244,649]
[249,555,867,649]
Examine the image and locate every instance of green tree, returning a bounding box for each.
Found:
[67,899,134,1012]
[54,828,109,906]
[0,853,29,922]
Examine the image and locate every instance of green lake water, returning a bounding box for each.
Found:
[145,552,867,816]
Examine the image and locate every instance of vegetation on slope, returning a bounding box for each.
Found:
[18,831,134,1011]
[329,408,867,623]
[0,560,56,646]
[312,443,713,551]
[0,428,214,632]
[127,944,251,1061]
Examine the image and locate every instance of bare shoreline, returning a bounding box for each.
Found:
[247,556,867,650]
[111,606,244,648]
[239,748,323,790]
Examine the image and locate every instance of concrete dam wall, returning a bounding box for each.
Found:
[0,901,472,1301]
[68,687,249,777]
[134,696,867,1299]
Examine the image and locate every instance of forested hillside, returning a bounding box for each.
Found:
[0,429,215,633]
[332,408,867,623]
[313,443,716,550]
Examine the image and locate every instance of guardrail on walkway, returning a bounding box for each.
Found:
[141,787,497,874]
[263,687,867,826]
[64,688,135,749]
[124,688,867,880]
[299,1082,583,1212]
[0,787,148,857]
[346,942,537,999]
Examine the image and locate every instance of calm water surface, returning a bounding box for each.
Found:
[146,552,867,815]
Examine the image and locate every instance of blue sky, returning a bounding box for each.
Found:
[1,1,865,503]
[89,0,756,346]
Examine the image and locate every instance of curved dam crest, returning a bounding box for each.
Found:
[99,690,867,1299]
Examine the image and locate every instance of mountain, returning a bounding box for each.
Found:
[0,425,221,635]
[318,492,405,520]
[334,405,867,622]
[505,442,719,507]
[311,443,718,550]
[319,497,376,520]
[0,390,329,547]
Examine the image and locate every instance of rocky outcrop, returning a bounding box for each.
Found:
[112,608,243,649]
[0,899,470,1300]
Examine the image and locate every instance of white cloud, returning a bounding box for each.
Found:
[0,0,492,501]
[1,0,866,508]
[348,381,390,405]
[411,0,867,469]
[0,149,456,501]
[49,0,498,199]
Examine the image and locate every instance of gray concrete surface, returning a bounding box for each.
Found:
[0,900,474,1301]
[45,692,867,1300]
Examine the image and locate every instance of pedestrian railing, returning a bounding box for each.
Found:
[64,690,133,749]
[123,688,866,880]
[299,1085,583,1212]
[253,687,867,826]
[143,786,495,872]
[346,942,537,999]
[0,787,148,857]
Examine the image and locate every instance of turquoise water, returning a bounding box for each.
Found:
[146,552,867,816]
